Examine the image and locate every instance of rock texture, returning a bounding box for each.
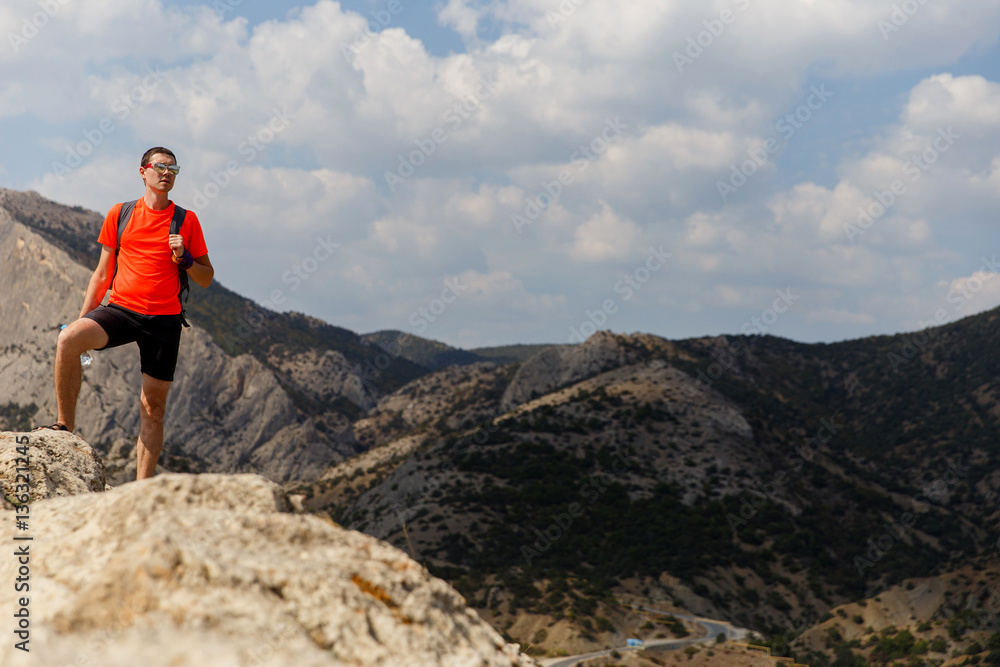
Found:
[272,347,380,412]
[0,432,535,667]
[0,431,106,509]
[499,331,645,410]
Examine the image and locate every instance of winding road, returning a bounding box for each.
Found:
[540,607,747,667]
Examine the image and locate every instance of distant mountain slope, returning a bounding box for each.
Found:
[186,288,428,400]
[295,321,999,654]
[0,188,103,264]
[362,329,484,371]
[470,343,566,365]
[791,559,1000,666]
[360,331,565,372]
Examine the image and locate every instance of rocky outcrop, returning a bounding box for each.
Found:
[0,431,106,509]
[271,346,379,412]
[500,331,645,410]
[0,432,535,666]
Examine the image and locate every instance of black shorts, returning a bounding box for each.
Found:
[83,304,183,382]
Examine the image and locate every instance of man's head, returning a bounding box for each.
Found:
[139,146,178,194]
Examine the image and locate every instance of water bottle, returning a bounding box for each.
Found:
[60,325,93,367]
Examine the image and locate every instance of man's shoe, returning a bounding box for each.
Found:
[33,423,70,432]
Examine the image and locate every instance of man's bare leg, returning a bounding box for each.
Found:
[54,319,109,431]
[137,373,172,480]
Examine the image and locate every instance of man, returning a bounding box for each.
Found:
[38,147,214,481]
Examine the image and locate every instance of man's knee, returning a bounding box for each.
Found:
[58,320,107,355]
[56,326,82,356]
[140,395,167,423]
[140,378,171,423]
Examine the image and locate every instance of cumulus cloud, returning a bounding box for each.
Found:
[568,202,640,262]
[2,0,999,346]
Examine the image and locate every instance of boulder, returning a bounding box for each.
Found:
[0,433,535,667]
[0,430,106,509]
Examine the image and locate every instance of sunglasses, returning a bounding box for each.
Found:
[143,162,181,176]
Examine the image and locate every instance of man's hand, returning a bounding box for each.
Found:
[168,234,185,258]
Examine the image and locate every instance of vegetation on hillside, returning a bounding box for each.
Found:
[337,312,1000,655]
[362,330,483,371]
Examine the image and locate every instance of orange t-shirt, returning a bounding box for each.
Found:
[97,199,209,315]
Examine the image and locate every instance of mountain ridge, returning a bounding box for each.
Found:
[4,187,999,665]
[296,320,999,661]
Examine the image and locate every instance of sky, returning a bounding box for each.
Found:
[2,0,1000,349]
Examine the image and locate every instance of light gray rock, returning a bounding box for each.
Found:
[0,471,535,667]
[500,331,639,410]
[0,430,106,509]
[272,347,379,412]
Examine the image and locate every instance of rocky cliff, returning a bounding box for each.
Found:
[0,431,535,666]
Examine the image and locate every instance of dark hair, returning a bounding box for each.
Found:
[140,146,176,166]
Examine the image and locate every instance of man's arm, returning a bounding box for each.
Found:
[79,246,116,318]
[186,254,214,289]
[168,232,213,288]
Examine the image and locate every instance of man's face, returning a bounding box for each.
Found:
[140,153,177,193]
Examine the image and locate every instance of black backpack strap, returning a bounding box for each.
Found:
[109,200,138,293]
[116,200,138,255]
[170,204,191,328]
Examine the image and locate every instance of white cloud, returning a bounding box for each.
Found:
[904,74,1000,130]
[938,270,1000,318]
[568,202,639,263]
[438,0,481,41]
[370,216,440,256]
[4,0,1000,347]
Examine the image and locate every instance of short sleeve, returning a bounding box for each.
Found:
[182,209,209,258]
[97,203,124,249]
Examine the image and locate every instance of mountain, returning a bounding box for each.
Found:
[360,331,564,371]
[295,322,999,661]
[362,330,485,371]
[470,343,567,366]
[788,562,1000,666]
[5,187,1000,664]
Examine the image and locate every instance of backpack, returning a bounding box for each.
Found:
[113,200,191,328]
